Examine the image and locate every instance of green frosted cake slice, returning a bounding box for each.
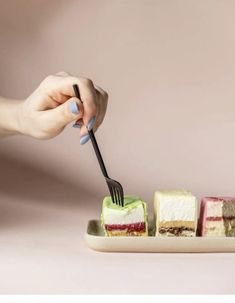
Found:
[101,196,148,236]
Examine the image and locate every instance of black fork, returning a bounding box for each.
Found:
[73,84,124,207]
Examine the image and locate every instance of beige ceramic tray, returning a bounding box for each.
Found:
[85,220,235,253]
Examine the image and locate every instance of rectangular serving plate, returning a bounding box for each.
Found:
[85,220,235,253]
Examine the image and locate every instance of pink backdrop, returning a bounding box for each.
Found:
[0,0,234,294]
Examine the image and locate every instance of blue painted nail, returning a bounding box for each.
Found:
[72,123,81,128]
[87,116,96,131]
[80,134,90,145]
[69,101,79,115]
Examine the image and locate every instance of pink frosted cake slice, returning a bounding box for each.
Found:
[199,197,235,237]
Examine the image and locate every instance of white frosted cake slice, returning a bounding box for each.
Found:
[101,196,148,236]
[154,190,197,237]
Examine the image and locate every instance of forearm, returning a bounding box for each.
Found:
[0,97,22,137]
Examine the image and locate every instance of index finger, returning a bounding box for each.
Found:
[40,74,98,126]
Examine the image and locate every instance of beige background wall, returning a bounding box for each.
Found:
[1,0,235,204]
[0,0,235,295]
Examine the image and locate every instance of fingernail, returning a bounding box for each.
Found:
[69,101,80,115]
[72,123,81,128]
[87,116,96,131]
[80,134,90,145]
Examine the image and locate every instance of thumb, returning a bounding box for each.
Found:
[47,97,84,128]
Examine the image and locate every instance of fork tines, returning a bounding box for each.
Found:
[106,179,124,207]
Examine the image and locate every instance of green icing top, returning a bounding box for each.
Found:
[102,195,144,210]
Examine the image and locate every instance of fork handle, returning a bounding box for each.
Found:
[73,84,109,178]
[88,129,109,178]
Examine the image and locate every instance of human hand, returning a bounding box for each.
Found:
[17,72,108,143]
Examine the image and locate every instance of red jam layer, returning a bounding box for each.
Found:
[105,222,145,232]
[206,216,235,221]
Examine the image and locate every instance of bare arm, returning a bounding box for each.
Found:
[0,97,22,137]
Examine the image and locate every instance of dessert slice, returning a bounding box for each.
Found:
[101,196,148,236]
[199,197,235,237]
[154,190,197,237]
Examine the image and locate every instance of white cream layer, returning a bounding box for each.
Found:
[206,201,223,218]
[103,204,145,225]
[205,221,225,236]
[154,190,197,221]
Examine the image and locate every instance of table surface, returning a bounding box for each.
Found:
[0,192,234,295]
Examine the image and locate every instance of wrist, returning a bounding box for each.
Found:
[14,100,26,135]
[0,97,24,136]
